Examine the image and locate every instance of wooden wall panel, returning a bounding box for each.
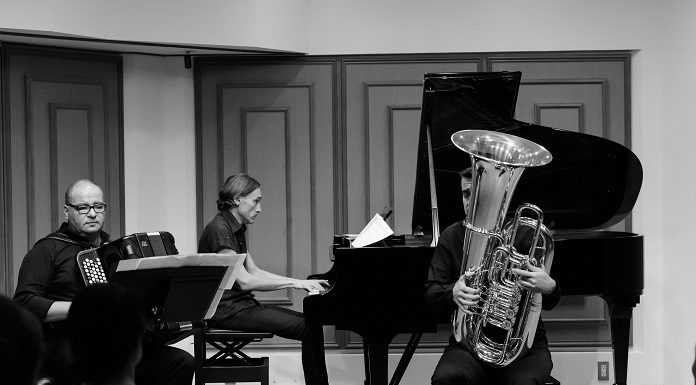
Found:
[196,60,337,315]
[340,57,482,348]
[52,105,94,231]
[489,55,629,145]
[218,85,313,305]
[30,80,108,239]
[488,52,632,347]
[342,59,481,235]
[390,106,422,234]
[518,81,606,138]
[0,47,5,295]
[1,45,123,295]
[195,52,633,351]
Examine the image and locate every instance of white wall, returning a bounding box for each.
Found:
[121,55,198,254]
[0,0,311,53]
[3,0,696,384]
[653,3,696,385]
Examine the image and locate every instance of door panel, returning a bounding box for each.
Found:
[342,59,481,235]
[341,57,482,348]
[219,86,312,305]
[195,52,633,351]
[196,60,336,310]
[1,46,123,295]
[489,53,632,347]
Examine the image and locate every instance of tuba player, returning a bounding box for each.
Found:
[424,168,561,385]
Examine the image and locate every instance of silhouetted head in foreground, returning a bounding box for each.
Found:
[68,283,144,384]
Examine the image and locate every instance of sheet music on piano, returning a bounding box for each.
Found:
[351,213,394,248]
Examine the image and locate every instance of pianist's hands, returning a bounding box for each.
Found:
[453,272,480,315]
[294,279,330,293]
[512,261,556,295]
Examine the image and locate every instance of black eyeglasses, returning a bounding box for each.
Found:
[66,203,107,214]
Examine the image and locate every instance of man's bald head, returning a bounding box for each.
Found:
[63,179,106,244]
[65,180,103,205]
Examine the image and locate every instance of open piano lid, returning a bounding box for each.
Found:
[412,71,643,233]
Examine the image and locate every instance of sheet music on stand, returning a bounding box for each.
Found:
[351,213,394,248]
[114,253,245,321]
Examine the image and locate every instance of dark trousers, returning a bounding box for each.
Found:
[432,336,552,385]
[135,343,195,385]
[208,299,329,385]
[41,337,194,385]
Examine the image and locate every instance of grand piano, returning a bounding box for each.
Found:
[304,71,643,385]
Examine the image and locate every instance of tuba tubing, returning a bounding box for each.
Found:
[449,130,554,367]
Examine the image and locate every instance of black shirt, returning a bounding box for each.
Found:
[14,222,110,337]
[424,221,561,347]
[198,210,253,302]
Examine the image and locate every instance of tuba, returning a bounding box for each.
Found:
[450,130,555,367]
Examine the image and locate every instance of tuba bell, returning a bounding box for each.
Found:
[450,129,555,367]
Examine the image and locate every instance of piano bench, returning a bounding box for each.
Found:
[193,328,274,385]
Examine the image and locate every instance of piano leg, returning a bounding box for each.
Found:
[361,332,424,385]
[602,295,640,385]
[389,333,422,385]
[364,340,389,385]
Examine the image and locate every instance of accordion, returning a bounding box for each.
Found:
[77,231,178,285]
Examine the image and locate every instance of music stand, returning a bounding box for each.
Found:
[112,253,245,323]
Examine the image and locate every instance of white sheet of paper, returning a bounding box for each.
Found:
[351,213,394,248]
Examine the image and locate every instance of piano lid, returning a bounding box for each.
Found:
[412,71,643,233]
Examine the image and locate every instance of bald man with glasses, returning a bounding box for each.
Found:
[14,179,194,385]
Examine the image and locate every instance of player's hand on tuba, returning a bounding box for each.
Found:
[453,272,480,314]
[512,261,556,295]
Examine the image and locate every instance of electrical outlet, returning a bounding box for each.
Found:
[598,361,610,381]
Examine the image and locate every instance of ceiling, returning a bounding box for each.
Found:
[0,28,304,57]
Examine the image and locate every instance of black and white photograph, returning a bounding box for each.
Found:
[0,1,690,384]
